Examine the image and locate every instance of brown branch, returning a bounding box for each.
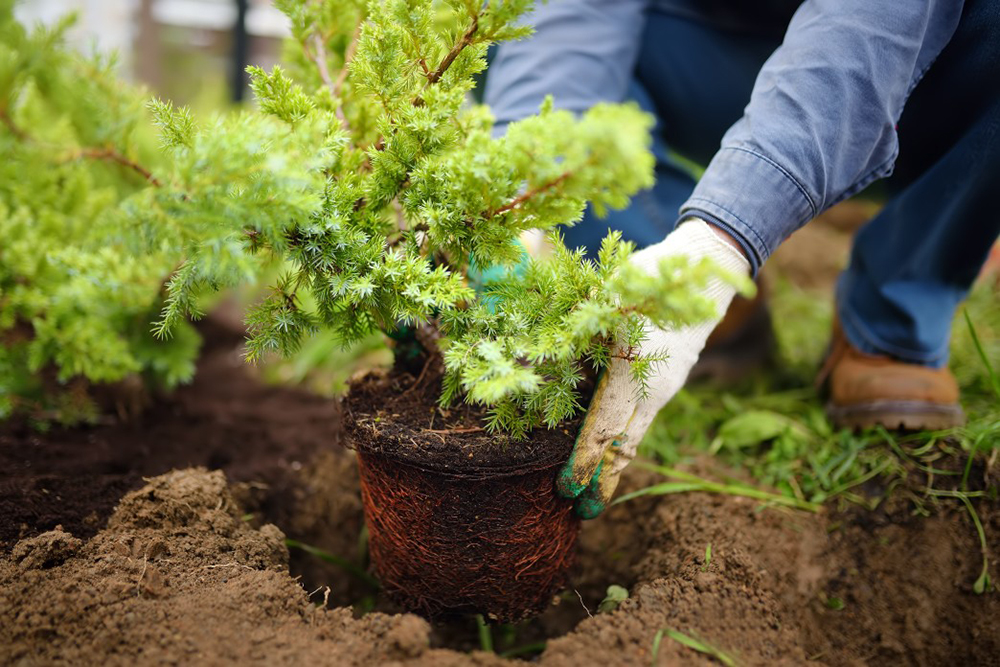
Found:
[311,34,337,97]
[489,170,572,217]
[78,148,162,186]
[0,107,27,141]
[426,15,479,84]
[2,103,161,187]
[306,19,362,134]
[400,353,434,398]
[308,34,348,135]
[309,34,342,126]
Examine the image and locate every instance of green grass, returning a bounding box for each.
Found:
[651,628,738,666]
[475,614,493,652]
[614,462,821,512]
[634,277,999,593]
[284,539,381,590]
[638,278,1000,510]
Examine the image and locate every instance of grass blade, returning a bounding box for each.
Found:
[656,628,738,666]
[650,628,665,666]
[615,462,821,512]
[964,309,1000,400]
[955,495,992,594]
[499,641,547,659]
[285,538,381,590]
[614,482,706,504]
[475,614,493,653]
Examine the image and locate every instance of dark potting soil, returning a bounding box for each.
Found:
[343,366,579,474]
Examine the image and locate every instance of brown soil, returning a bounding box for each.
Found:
[0,316,339,547]
[2,314,999,665]
[3,462,998,666]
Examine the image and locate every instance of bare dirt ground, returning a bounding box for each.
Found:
[3,458,997,666]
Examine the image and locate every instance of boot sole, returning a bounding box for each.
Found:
[826,400,966,431]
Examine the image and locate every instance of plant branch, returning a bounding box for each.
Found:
[310,34,337,97]
[0,107,27,141]
[1,104,160,187]
[426,15,478,84]
[425,427,484,435]
[309,34,344,128]
[489,170,572,217]
[400,353,434,398]
[77,148,162,186]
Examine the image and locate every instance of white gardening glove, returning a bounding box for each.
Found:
[556,218,752,518]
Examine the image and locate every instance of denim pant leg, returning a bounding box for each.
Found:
[564,13,780,256]
[837,0,1000,368]
[561,81,696,255]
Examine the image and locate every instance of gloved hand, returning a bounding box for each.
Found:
[557,218,752,518]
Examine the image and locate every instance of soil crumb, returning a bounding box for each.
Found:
[11,528,81,571]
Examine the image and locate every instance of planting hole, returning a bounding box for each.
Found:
[275,447,644,655]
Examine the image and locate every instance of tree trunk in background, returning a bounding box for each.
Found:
[231,0,249,102]
[135,0,163,91]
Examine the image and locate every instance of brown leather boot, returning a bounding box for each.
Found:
[818,319,965,430]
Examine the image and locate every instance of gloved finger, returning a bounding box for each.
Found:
[574,440,628,519]
[574,400,657,518]
[556,361,636,499]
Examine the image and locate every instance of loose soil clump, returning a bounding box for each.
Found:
[0,316,365,603]
[0,469,484,666]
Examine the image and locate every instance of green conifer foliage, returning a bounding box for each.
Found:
[147,0,748,436]
[0,3,199,422]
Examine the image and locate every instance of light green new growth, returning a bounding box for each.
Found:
[0,3,199,422]
[143,0,741,436]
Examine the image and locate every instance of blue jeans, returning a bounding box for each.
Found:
[564,4,1000,367]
